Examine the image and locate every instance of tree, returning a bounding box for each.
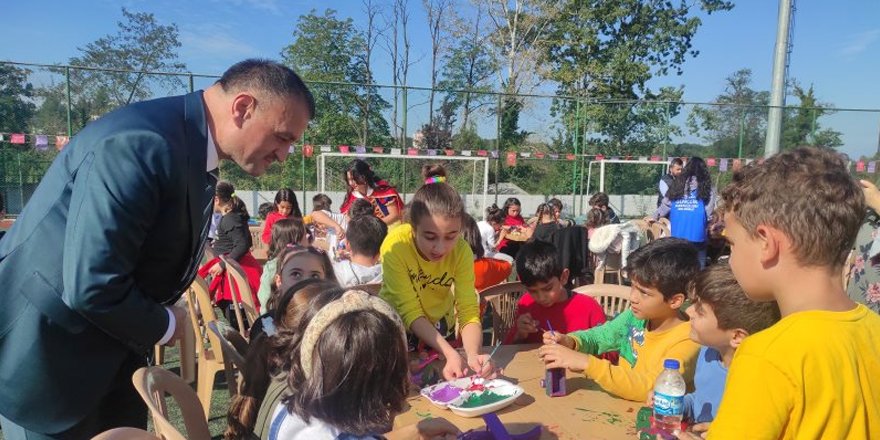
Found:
[782,82,843,149]
[544,0,734,152]
[437,4,496,130]
[32,7,186,135]
[0,64,36,133]
[283,9,392,147]
[423,0,453,120]
[382,0,416,148]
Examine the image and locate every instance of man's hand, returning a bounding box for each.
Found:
[165,306,188,346]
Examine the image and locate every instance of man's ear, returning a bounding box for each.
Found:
[559,268,570,286]
[231,93,257,127]
[730,328,749,349]
[668,292,686,310]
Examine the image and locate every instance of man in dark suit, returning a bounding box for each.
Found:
[0,59,314,439]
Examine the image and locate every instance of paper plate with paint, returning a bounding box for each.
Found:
[420,379,469,408]
[447,379,524,418]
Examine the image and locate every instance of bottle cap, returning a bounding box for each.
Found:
[663,359,680,370]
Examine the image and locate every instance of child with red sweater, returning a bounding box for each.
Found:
[506,240,606,344]
[261,188,302,245]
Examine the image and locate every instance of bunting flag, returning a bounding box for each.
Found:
[11,133,25,144]
[869,161,877,174]
[719,158,729,172]
[732,159,742,171]
[320,145,332,152]
[707,158,717,167]
[391,148,402,156]
[288,145,295,154]
[427,149,437,156]
[461,150,472,156]
[442,149,453,156]
[0,134,4,141]
[857,161,866,172]
[407,148,418,156]
[534,152,545,159]
[34,135,49,151]
[302,144,314,158]
[650,155,661,161]
[490,150,499,159]
[549,153,559,160]
[55,135,69,150]
[372,146,384,154]
[477,150,488,157]
[595,154,605,161]
[355,146,366,154]
[566,153,576,161]
[638,156,648,161]
[506,151,517,166]
[338,145,350,154]
[519,152,531,158]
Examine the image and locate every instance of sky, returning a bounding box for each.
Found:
[2,0,879,158]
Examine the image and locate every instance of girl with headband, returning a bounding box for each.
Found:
[379,164,497,380]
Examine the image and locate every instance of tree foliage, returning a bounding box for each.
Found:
[0,64,36,133]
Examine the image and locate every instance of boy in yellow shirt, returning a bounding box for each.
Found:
[539,238,701,402]
[701,147,880,439]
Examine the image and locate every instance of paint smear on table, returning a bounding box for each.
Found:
[429,384,462,402]
[458,390,509,408]
[575,407,623,425]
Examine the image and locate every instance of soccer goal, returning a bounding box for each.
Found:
[317,153,492,219]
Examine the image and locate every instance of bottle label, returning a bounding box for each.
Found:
[654,391,684,417]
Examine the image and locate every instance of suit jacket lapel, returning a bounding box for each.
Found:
[184,91,210,257]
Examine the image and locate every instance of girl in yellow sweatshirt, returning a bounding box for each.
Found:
[380,164,495,381]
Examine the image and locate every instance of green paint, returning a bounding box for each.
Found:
[415,411,433,419]
[575,407,623,425]
[457,391,510,408]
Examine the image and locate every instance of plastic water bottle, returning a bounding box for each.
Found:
[326,228,338,261]
[653,359,686,436]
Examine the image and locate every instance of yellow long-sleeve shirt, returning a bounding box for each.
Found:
[708,304,880,439]
[379,223,480,329]
[571,313,700,402]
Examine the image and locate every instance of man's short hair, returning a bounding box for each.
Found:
[670,157,684,167]
[346,215,387,258]
[691,263,780,334]
[516,240,564,287]
[721,147,864,268]
[217,58,316,119]
[627,238,701,300]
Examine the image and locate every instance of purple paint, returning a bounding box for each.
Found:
[430,384,463,402]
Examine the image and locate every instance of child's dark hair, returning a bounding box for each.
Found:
[407,165,465,227]
[268,218,307,260]
[343,159,385,204]
[346,215,387,258]
[461,214,485,259]
[274,188,303,218]
[668,157,712,203]
[216,181,250,220]
[348,198,375,220]
[269,246,337,309]
[626,238,700,300]
[502,197,522,218]
[224,279,339,440]
[589,192,609,208]
[258,202,274,219]
[516,240,564,287]
[585,207,607,229]
[485,204,505,224]
[280,289,409,436]
[690,263,781,335]
[535,203,554,221]
[312,193,333,212]
[547,198,563,215]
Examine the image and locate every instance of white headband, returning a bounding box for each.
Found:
[299,290,406,379]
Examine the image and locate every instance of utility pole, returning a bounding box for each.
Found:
[764,0,794,157]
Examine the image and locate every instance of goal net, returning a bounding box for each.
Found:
[317,153,492,220]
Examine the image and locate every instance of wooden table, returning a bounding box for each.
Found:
[395,345,640,439]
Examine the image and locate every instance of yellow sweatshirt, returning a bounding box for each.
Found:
[708,304,880,439]
[379,223,480,329]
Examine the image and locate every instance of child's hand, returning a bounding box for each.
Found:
[441,352,469,380]
[515,313,538,338]
[466,353,498,379]
[542,331,575,349]
[668,424,710,440]
[538,344,590,373]
[333,224,346,240]
[861,180,880,212]
[645,390,654,407]
[207,262,224,277]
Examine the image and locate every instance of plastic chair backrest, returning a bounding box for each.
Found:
[132,367,211,440]
[480,282,527,345]
[221,255,261,334]
[207,320,249,381]
[572,283,632,319]
[91,428,161,440]
[186,276,224,366]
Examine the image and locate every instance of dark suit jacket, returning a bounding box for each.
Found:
[0,91,214,433]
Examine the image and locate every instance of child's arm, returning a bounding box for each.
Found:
[706,354,792,438]
[583,338,699,402]
[308,210,344,237]
[568,309,637,355]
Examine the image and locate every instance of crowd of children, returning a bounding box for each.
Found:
[190,148,879,439]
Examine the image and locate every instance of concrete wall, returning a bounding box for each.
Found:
[239,190,658,220]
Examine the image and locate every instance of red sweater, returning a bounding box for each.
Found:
[261,211,292,244]
[504,291,606,344]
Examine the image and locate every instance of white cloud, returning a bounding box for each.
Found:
[179,23,268,72]
[840,29,880,58]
